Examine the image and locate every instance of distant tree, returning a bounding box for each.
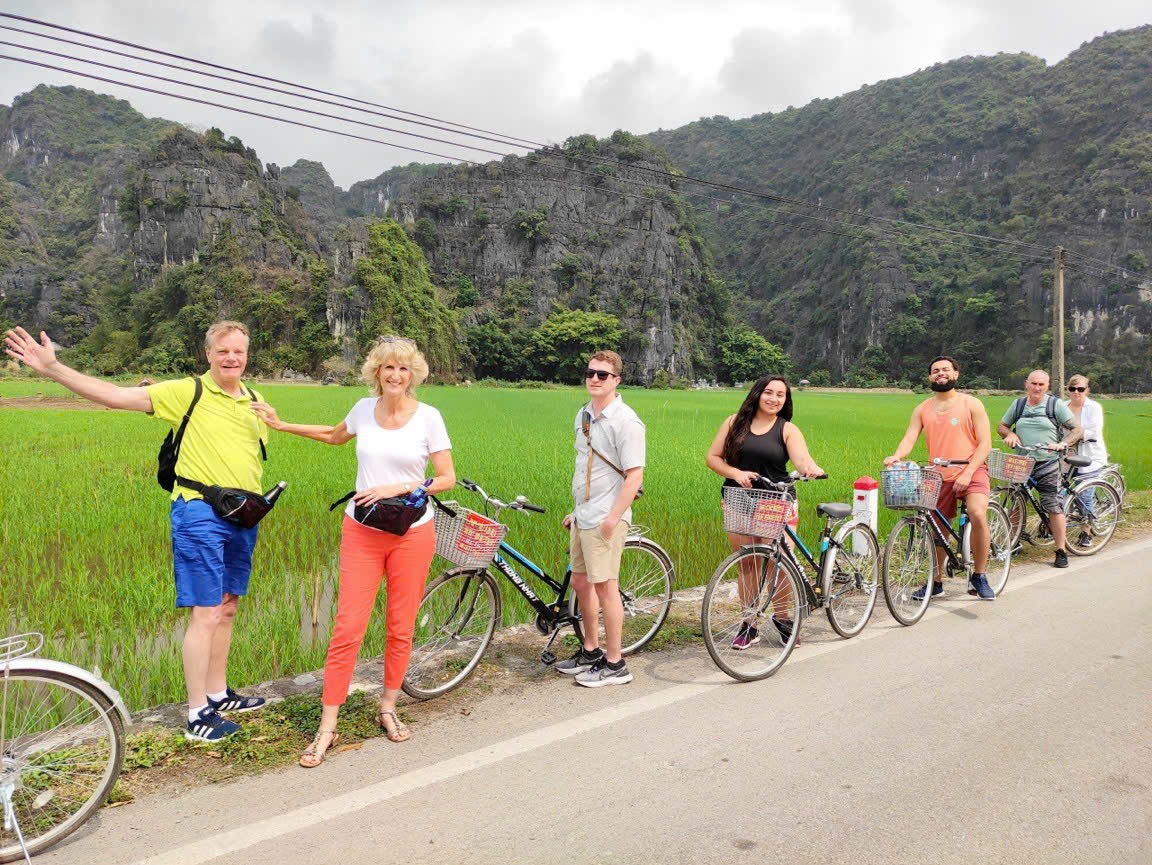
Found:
[718,326,792,384]
[528,307,623,382]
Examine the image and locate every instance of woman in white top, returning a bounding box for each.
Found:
[1063,374,1108,473]
[254,336,455,767]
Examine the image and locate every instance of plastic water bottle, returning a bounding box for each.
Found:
[405,478,433,507]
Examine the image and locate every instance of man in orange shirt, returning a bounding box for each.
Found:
[884,356,996,600]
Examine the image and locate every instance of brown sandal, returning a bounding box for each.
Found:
[299,729,340,768]
[378,709,410,743]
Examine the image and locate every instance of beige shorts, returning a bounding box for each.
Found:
[570,520,630,583]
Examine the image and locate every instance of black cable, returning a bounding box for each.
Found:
[0,53,485,165]
[0,40,513,157]
[0,11,541,148]
[0,11,1069,259]
[1,51,1059,272]
[0,23,535,152]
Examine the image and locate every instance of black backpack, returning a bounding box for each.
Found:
[1006,395,1063,430]
[157,377,203,491]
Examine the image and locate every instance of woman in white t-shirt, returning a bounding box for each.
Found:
[1062,374,1108,544]
[253,336,454,767]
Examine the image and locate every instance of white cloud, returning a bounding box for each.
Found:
[0,0,1147,186]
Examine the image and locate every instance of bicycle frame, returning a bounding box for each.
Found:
[489,540,575,624]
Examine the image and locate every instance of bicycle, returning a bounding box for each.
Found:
[991,444,1122,556]
[880,459,1015,626]
[701,473,880,682]
[403,479,675,700]
[1,633,130,864]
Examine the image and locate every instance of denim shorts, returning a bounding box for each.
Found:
[170,498,259,608]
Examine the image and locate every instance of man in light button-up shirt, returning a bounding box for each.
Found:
[556,350,646,687]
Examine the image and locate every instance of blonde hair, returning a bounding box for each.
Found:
[1068,374,1090,390]
[204,320,250,351]
[362,336,429,396]
[588,349,623,376]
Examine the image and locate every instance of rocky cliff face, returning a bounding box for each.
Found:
[353,142,722,382]
[649,27,1152,387]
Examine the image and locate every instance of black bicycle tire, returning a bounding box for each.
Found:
[0,668,125,863]
[401,568,501,701]
[823,523,880,638]
[567,537,675,656]
[701,546,803,682]
[881,515,936,626]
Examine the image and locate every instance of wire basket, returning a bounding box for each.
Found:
[434,502,508,569]
[722,486,792,540]
[881,466,943,510]
[986,449,1035,484]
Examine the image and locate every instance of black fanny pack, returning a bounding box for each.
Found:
[329,491,429,536]
[178,476,283,529]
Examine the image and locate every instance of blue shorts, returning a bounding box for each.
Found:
[170,498,259,608]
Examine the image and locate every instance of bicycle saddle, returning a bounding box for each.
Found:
[817,503,853,520]
[1064,454,1091,468]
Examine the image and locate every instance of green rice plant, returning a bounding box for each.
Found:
[2,381,1148,710]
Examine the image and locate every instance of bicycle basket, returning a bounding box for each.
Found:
[986,449,1035,484]
[880,466,942,510]
[434,502,508,569]
[721,486,792,540]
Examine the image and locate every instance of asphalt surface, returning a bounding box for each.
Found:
[38,538,1152,865]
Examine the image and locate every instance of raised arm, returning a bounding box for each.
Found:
[884,405,925,467]
[782,422,824,478]
[251,401,354,445]
[706,415,759,488]
[4,327,153,412]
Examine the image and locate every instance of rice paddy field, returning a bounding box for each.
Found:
[3,379,1150,711]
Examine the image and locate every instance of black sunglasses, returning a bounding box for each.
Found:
[1068,386,1087,392]
[584,369,615,381]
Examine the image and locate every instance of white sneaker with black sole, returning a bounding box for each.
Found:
[555,647,603,675]
[185,707,241,742]
[574,658,633,688]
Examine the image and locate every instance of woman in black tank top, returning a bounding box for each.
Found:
[705,375,825,649]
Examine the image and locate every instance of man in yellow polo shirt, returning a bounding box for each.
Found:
[4,320,268,742]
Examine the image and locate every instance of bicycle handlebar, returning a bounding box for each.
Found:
[931,458,969,467]
[454,478,546,516]
[754,471,828,490]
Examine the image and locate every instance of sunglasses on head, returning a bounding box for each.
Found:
[1068,386,1087,392]
[584,369,614,381]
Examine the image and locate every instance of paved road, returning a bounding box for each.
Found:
[42,539,1151,865]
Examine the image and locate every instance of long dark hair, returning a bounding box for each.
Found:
[722,375,794,464]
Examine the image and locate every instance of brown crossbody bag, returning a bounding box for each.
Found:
[582,410,644,502]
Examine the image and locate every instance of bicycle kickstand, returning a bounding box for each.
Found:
[2,781,34,865]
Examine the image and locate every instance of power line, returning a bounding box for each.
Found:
[0,51,1057,272]
[1,11,1073,261]
[0,11,541,148]
[0,22,536,153]
[0,40,513,158]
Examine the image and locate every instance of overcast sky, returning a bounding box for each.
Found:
[0,1,1147,188]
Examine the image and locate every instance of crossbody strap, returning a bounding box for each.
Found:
[582,410,627,501]
[171,376,204,469]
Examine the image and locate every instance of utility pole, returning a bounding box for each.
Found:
[1052,246,1065,397]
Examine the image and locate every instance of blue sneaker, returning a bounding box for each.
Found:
[185,707,241,742]
[967,573,995,601]
[911,582,944,601]
[207,687,266,713]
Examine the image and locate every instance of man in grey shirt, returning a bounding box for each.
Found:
[557,350,646,687]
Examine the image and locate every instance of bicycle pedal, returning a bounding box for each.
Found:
[540,650,557,665]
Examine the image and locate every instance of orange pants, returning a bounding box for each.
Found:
[322,516,436,703]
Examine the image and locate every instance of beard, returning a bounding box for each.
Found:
[930,379,957,392]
